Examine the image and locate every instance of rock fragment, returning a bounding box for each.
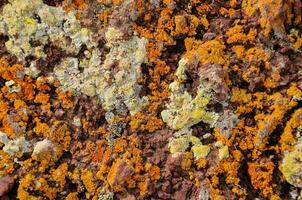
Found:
[0,176,14,197]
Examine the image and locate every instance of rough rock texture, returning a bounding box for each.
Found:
[0,0,302,199]
[0,176,14,197]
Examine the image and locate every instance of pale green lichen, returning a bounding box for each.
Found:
[215,141,230,160]
[97,188,114,200]
[24,63,40,78]
[54,27,148,115]
[0,132,31,157]
[54,49,101,97]
[0,0,96,59]
[164,57,220,160]
[0,131,10,146]
[0,132,55,159]
[192,144,211,160]
[169,135,191,155]
[5,80,21,93]
[218,145,229,160]
[214,141,224,148]
[161,58,219,130]
[72,117,82,127]
[175,58,188,80]
[0,0,149,115]
[281,141,302,188]
[168,128,210,160]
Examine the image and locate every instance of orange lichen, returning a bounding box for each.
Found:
[34,121,51,137]
[81,169,97,196]
[0,59,23,81]
[279,108,302,151]
[20,78,35,101]
[226,24,256,44]
[145,163,160,181]
[56,89,74,109]
[96,147,112,181]
[73,0,86,9]
[173,15,200,37]
[34,92,50,104]
[0,0,300,198]
[35,77,51,92]
[93,135,157,194]
[242,0,298,37]
[196,4,211,13]
[138,180,148,196]
[129,112,164,133]
[107,158,134,191]
[17,166,70,200]
[184,37,229,67]
[99,10,109,27]
[253,94,297,154]
[231,87,252,103]
[36,177,58,199]
[263,72,281,89]
[0,151,14,176]
[208,156,245,199]
[114,138,128,153]
[144,116,163,132]
[52,163,68,190]
[230,0,237,8]
[65,192,79,200]
[196,158,207,169]
[248,159,275,197]
[17,174,38,200]
[129,112,144,130]
[180,152,193,170]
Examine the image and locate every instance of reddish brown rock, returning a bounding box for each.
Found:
[174,180,193,200]
[0,176,14,197]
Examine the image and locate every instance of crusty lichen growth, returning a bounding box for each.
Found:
[168,128,210,160]
[0,0,96,59]
[0,132,31,157]
[161,34,230,131]
[242,0,301,38]
[0,0,301,199]
[0,0,149,116]
[161,58,219,130]
[248,159,276,197]
[280,140,302,188]
[279,107,302,152]
[32,139,54,157]
[55,27,148,115]
[97,188,114,200]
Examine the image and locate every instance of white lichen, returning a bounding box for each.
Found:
[0,131,10,145]
[5,80,21,93]
[32,139,54,156]
[24,63,40,78]
[214,110,239,138]
[97,188,114,200]
[1,135,31,157]
[72,117,82,127]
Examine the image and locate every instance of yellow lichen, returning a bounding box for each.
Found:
[81,169,97,197]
